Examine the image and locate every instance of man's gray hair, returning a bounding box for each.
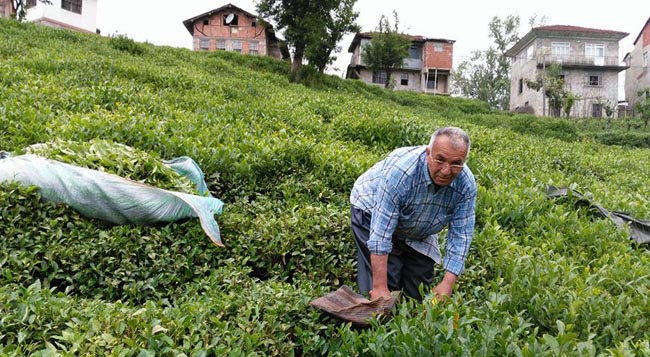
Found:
[428,127,471,159]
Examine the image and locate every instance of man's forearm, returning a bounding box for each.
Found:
[370,254,390,296]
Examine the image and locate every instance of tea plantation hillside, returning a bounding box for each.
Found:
[1,19,649,355]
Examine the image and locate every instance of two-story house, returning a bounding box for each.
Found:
[623,17,650,114]
[506,25,628,118]
[21,0,97,33]
[346,32,454,95]
[182,3,286,60]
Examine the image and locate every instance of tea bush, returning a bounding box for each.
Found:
[1,18,649,354]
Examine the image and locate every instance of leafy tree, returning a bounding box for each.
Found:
[304,0,360,74]
[257,0,359,82]
[360,11,410,89]
[453,14,545,110]
[525,63,577,117]
[635,87,650,127]
[10,0,51,21]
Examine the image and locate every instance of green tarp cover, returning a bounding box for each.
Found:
[0,154,224,246]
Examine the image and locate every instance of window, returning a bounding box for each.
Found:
[551,42,570,56]
[199,38,210,51]
[587,73,602,86]
[223,13,238,26]
[216,39,226,51]
[526,46,534,60]
[426,78,437,90]
[372,71,387,84]
[61,0,82,14]
[400,73,409,86]
[592,103,603,118]
[409,46,421,59]
[249,41,259,55]
[203,18,210,26]
[434,43,443,52]
[232,40,242,53]
[26,0,36,8]
[644,51,649,67]
[585,43,605,57]
[518,78,523,94]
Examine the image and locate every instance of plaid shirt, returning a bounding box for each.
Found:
[350,146,477,276]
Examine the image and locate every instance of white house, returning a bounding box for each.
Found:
[25,0,97,33]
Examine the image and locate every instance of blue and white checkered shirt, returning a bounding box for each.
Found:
[350,145,477,276]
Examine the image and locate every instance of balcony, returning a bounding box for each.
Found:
[535,55,629,71]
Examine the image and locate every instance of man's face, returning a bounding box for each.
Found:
[426,135,468,186]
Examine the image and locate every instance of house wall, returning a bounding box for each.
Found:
[510,41,544,114]
[625,22,650,110]
[354,67,450,95]
[423,41,453,68]
[191,9,269,56]
[0,0,12,18]
[566,70,619,117]
[349,38,371,66]
[26,0,97,33]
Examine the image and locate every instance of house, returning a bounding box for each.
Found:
[623,17,650,115]
[506,25,629,118]
[21,0,98,33]
[346,32,455,95]
[182,3,285,60]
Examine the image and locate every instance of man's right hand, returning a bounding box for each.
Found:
[370,287,392,300]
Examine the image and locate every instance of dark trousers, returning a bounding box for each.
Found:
[350,207,435,301]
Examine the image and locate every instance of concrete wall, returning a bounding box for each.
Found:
[625,22,650,110]
[26,0,97,33]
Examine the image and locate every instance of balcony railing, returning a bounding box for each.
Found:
[402,58,423,70]
[535,55,623,67]
[349,55,425,70]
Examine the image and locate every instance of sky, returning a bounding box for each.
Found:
[96,0,648,78]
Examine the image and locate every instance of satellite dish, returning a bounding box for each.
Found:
[225,13,235,24]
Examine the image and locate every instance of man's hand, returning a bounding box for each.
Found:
[432,271,457,300]
[370,287,391,300]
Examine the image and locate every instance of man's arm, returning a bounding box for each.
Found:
[370,254,390,299]
[439,180,477,298]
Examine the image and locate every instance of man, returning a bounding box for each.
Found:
[349,126,477,301]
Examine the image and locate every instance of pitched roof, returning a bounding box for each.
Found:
[505,24,629,57]
[182,3,258,35]
[347,32,455,52]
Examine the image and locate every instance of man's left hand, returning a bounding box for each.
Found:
[432,271,458,300]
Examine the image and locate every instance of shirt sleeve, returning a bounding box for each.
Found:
[366,173,402,256]
[443,185,477,275]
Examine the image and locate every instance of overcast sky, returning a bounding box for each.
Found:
[96,0,647,77]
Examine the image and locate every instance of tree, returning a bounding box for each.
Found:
[257,0,359,82]
[10,0,51,21]
[304,0,360,74]
[525,64,577,117]
[360,11,410,89]
[636,87,650,127]
[452,15,521,110]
